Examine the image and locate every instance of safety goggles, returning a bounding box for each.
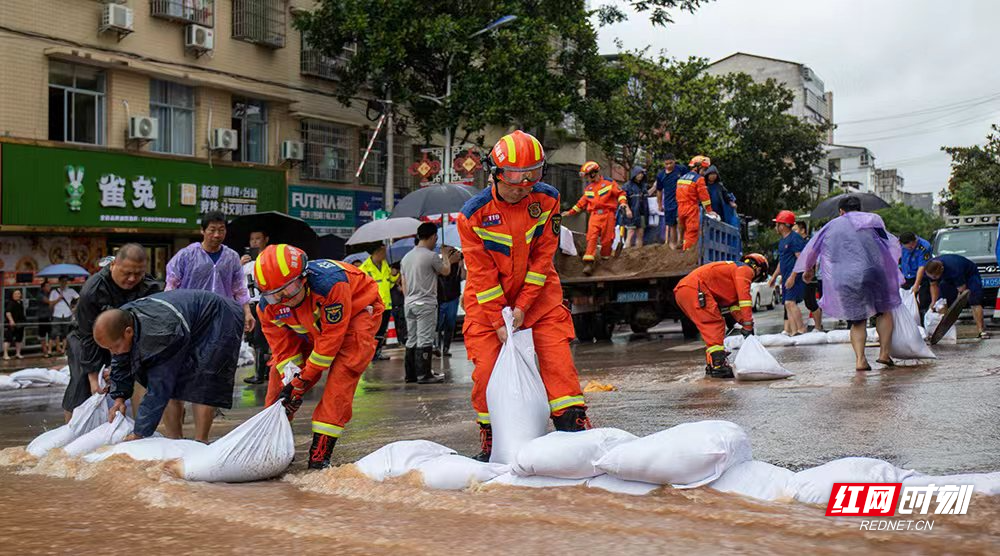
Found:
[498,165,544,186]
[261,277,305,305]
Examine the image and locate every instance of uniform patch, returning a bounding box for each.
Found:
[551,214,562,236]
[323,303,343,324]
[527,201,542,218]
[923,252,931,261]
[276,306,292,319]
[483,213,502,227]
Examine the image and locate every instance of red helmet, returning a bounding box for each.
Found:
[489,130,546,187]
[742,253,769,277]
[773,210,796,226]
[255,244,307,302]
[579,161,600,176]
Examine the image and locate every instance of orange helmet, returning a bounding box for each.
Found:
[689,155,710,168]
[254,244,308,302]
[741,253,769,277]
[489,130,546,187]
[579,161,601,176]
[773,210,796,226]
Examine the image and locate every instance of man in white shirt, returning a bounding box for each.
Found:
[49,275,79,356]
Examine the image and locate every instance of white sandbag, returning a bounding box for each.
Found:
[792,331,829,346]
[58,365,70,374]
[788,457,916,505]
[559,227,578,256]
[866,327,879,343]
[485,307,550,464]
[512,428,638,479]
[903,472,1000,496]
[49,369,70,386]
[889,304,936,359]
[732,336,793,381]
[0,375,22,391]
[826,329,851,344]
[586,474,660,496]
[178,401,295,483]
[757,334,795,347]
[709,460,794,501]
[355,440,456,481]
[924,310,957,344]
[723,335,744,351]
[595,420,752,488]
[416,454,509,490]
[238,341,255,367]
[26,393,107,457]
[10,368,67,387]
[84,437,208,463]
[63,412,134,457]
[899,289,920,327]
[487,471,587,488]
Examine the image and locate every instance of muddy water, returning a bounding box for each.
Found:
[2,319,1000,554]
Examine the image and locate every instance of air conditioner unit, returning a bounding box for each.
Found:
[281,140,304,161]
[100,4,134,34]
[212,128,238,151]
[185,24,214,52]
[128,116,158,141]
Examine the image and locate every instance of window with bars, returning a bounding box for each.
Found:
[300,39,356,81]
[150,0,214,27]
[301,120,353,182]
[149,80,195,155]
[233,0,286,48]
[232,98,267,163]
[48,61,105,145]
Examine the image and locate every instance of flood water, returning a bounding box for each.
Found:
[2,314,999,554]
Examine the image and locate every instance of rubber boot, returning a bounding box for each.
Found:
[417,346,444,383]
[441,326,454,357]
[473,423,492,462]
[404,347,418,383]
[551,406,593,432]
[308,432,337,469]
[243,347,269,384]
[372,335,389,361]
[582,261,595,275]
[706,350,734,379]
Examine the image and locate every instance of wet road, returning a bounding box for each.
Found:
[2,308,999,554]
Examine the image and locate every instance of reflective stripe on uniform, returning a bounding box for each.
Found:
[525,210,552,243]
[597,185,612,196]
[728,305,740,313]
[525,271,546,287]
[476,412,491,425]
[549,395,586,412]
[706,345,725,354]
[582,254,595,261]
[312,421,344,438]
[738,300,753,308]
[276,353,304,371]
[288,324,308,334]
[701,200,711,207]
[476,285,504,304]
[473,227,513,247]
[585,191,595,198]
[308,352,335,368]
[618,195,627,203]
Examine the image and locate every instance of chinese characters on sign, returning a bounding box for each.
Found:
[199,184,259,216]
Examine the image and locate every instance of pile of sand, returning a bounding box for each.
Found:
[557,243,699,280]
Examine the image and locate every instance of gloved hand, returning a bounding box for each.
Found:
[278,375,310,419]
[741,323,754,337]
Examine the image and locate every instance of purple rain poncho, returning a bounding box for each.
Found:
[792,211,903,322]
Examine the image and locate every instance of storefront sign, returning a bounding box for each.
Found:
[287,185,355,236]
[355,191,403,228]
[0,143,284,230]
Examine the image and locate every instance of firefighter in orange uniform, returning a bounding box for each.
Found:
[255,244,383,469]
[676,155,719,251]
[459,130,592,461]
[674,254,769,379]
[562,161,631,275]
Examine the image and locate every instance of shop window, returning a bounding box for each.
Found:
[300,119,352,182]
[48,61,105,145]
[149,80,195,156]
[232,98,267,163]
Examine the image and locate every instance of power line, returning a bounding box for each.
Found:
[839,111,1000,143]
[835,91,1000,125]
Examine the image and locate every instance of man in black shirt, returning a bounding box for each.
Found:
[435,249,465,357]
[62,243,161,421]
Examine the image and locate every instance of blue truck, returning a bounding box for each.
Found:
[559,215,742,341]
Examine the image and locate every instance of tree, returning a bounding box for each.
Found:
[875,203,945,241]
[941,124,1000,215]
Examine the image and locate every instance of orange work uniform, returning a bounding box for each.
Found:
[676,170,714,251]
[674,261,755,363]
[458,182,585,424]
[260,259,383,439]
[566,177,627,262]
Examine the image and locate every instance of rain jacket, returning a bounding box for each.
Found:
[359,256,398,310]
[619,165,649,226]
[704,165,738,227]
[458,182,563,331]
[109,290,244,438]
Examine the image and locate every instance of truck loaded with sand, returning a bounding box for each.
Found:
[556,216,741,341]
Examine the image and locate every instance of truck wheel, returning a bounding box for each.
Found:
[573,313,594,343]
[753,294,760,313]
[593,313,615,341]
[629,321,650,335]
[680,316,700,340]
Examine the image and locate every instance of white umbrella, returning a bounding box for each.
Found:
[347,217,421,245]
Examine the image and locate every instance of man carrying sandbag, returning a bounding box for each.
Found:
[95,290,244,442]
[674,254,770,379]
[925,254,990,339]
[459,130,592,462]
[255,245,383,469]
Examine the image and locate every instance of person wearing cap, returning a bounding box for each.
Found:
[676,155,718,251]
[461,130,592,462]
[654,154,685,248]
[563,161,630,275]
[768,210,808,336]
[898,231,933,322]
[255,244,384,468]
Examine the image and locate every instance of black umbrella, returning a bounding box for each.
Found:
[226,211,320,257]
[314,234,347,261]
[390,183,481,218]
[810,193,890,220]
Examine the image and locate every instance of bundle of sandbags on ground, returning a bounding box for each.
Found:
[26,392,108,457]
[3,367,70,390]
[353,440,509,490]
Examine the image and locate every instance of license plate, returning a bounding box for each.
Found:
[616,291,649,303]
[983,277,1000,288]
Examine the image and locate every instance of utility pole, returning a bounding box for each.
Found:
[385,92,394,212]
[443,72,452,184]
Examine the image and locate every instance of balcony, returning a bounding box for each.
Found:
[233,0,286,49]
[150,0,214,27]
[300,45,354,80]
